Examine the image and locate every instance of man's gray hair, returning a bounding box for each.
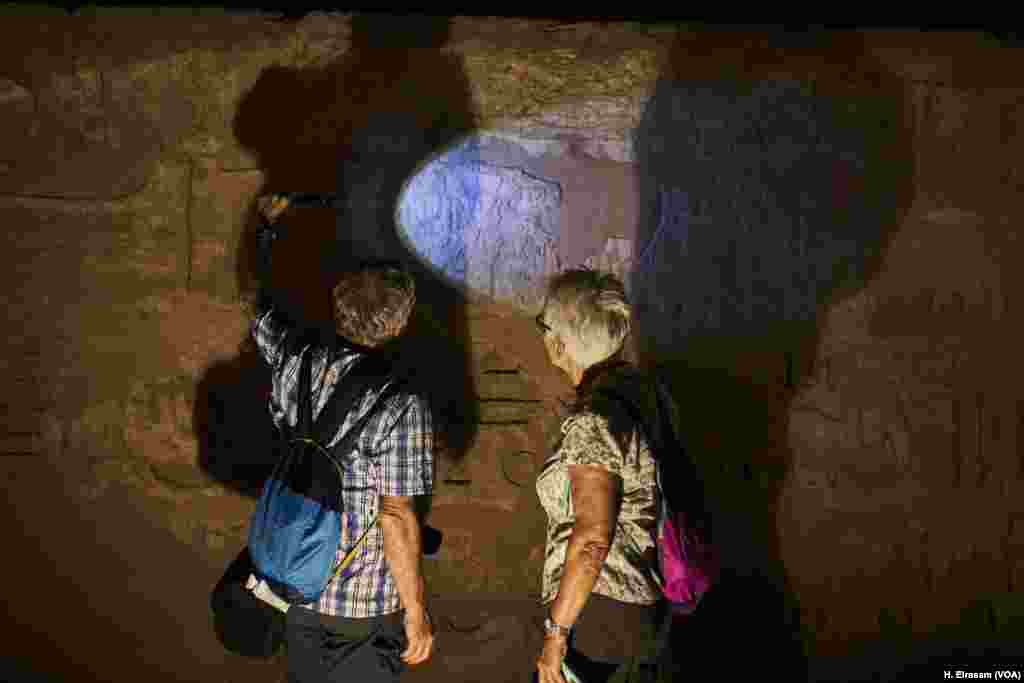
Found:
[332,262,416,348]
[543,268,631,368]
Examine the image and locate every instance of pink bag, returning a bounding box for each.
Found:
[591,376,719,616]
[650,378,719,616]
[655,472,719,615]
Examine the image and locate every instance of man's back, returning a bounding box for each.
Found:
[251,317,433,618]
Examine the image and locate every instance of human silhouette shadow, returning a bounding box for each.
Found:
[196,13,480,502]
[628,29,914,680]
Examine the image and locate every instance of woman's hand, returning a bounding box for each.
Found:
[536,632,568,683]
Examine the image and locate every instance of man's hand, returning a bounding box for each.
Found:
[380,495,433,666]
[536,632,568,683]
[400,606,434,666]
[256,194,291,224]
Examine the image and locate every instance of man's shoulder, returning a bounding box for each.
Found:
[353,352,432,421]
[375,351,431,401]
[380,381,431,418]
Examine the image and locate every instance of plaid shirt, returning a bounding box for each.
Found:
[252,305,433,618]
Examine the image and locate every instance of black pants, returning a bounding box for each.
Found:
[562,648,662,683]
[563,600,672,683]
[285,606,407,683]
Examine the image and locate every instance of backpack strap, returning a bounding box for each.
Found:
[318,360,408,464]
[589,385,660,458]
[649,374,712,536]
[299,343,410,581]
[310,345,403,449]
[281,325,331,442]
[295,342,315,439]
[591,377,700,519]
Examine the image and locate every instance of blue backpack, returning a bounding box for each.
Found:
[248,337,405,605]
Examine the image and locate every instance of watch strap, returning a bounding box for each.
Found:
[544,616,573,637]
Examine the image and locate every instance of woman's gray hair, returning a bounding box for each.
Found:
[543,268,632,368]
[332,262,416,348]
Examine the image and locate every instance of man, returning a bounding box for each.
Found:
[246,194,435,682]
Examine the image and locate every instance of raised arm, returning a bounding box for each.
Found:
[246,195,298,367]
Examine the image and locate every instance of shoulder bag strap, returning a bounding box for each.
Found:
[309,348,399,448]
[327,374,412,580]
[295,343,315,438]
[309,350,409,580]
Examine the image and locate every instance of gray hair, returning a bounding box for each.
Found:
[542,268,631,368]
[332,263,416,348]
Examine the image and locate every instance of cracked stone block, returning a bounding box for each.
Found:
[421,527,489,592]
[860,407,886,446]
[0,72,162,198]
[500,449,537,488]
[187,159,264,302]
[440,457,472,485]
[0,78,33,110]
[90,457,153,490]
[792,377,843,421]
[0,432,43,457]
[53,69,106,143]
[473,348,518,375]
[475,371,530,399]
[478,400,542,424]
[435,425,537,512]
[0,78,34,142]
[204,527,228,551]
[150,461,214,491]
[884,424,911,470]
[791,465,835,493]
[788,408,855,463]
[168,514,201,547]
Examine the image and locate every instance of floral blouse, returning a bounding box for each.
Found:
[535,407,663,606]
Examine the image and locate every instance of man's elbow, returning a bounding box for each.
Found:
[379,496,418,526]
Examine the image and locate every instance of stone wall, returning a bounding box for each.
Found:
[2,11,1023,677]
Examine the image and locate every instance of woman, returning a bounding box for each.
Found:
[533,268,668,683]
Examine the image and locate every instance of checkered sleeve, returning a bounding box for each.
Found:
[248,211,296,369]
[251,306,293,370]
[376,392,434,497]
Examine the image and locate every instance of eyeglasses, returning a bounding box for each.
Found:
[535,313,551,334]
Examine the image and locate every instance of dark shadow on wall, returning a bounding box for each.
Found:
[196,12,480,499]
[628,29,915,680]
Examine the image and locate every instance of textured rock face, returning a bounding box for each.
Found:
[2,14,1023,678]
[627,73,918,364]
[397,134,562,309]
[0,64,165,198]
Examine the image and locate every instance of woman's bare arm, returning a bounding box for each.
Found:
[547,464,621,628]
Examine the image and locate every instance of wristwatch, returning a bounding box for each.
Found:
[543,616,573,638]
